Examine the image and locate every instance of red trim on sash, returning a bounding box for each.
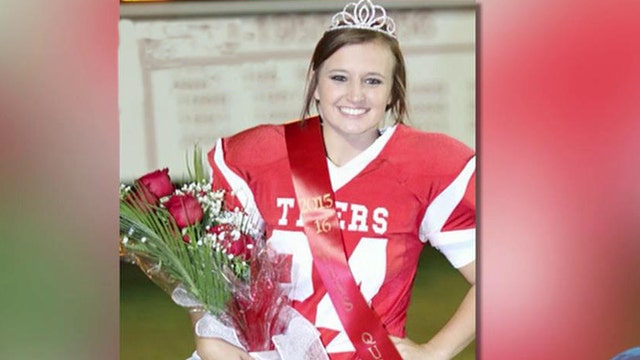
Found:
[284,117,401,360]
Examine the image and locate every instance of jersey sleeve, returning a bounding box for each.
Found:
[419,155,476,268]
[207,137,265,233]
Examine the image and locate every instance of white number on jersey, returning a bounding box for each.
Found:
[268,230,388,353]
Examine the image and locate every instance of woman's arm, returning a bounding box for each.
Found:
[189,311,254,360]
[391,260,476,360]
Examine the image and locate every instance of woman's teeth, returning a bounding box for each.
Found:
[339,107,366,116]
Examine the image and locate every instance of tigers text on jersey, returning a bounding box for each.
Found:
[208,121,476,359]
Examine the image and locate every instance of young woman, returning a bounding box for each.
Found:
[191,1,475,359]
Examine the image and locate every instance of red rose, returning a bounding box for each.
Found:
[137,168,175,199]
[165,194,204,228]
[124,169,174,211]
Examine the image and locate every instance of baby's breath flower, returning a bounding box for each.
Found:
[119,184,132,197]
[202,235,214,246]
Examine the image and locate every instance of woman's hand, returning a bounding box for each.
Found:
[390,336,447,360]
[190,310,253,360]
[195,337,253,360]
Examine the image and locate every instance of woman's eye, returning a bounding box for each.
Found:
[330,75,347,82]
[365,78,383,85]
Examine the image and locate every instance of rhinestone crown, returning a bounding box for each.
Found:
[326,0,397,39]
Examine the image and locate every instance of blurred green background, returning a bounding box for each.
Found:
[120,246,475,359]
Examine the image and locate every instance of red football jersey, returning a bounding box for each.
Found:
[207,121,475,359]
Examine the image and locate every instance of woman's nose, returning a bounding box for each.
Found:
[346,81,365,103]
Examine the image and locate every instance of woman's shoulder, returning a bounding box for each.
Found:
[388,124,475,175]
[394,124,473,154]
[219,123,288,168]
[226,123,285,146]
[395,124,471,152]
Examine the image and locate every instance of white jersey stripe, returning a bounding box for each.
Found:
[212,139,265,231]
[327,125,397,191]
[419,156,475,242]
[428,229,475,268]
[429,228,475,245]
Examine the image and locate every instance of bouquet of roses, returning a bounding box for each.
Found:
[119,149,294,356]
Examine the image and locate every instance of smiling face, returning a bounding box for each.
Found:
[313,40,395,142]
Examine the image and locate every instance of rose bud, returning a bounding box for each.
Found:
[228,239,246,258]
[165,194,204,228]
[240,235,254,259]
[207,223,234,235]
[137,168,175,199]
[228,234,254,260]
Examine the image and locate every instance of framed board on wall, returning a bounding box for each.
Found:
[119,0,476,181]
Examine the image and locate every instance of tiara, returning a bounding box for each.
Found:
[326,0,397,39]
